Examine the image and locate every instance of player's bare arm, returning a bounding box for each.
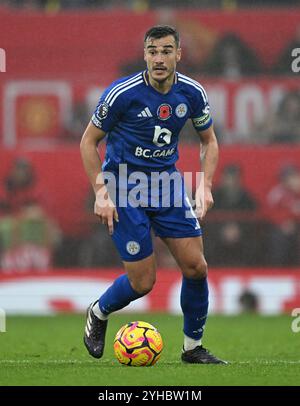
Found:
[196,125,219,221]
[80,121,118,235]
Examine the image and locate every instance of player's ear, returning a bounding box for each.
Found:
[176,47,182,63]
[144,48,147,61]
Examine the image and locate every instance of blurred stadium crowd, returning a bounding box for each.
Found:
[0,2,300,272]
[3,0,300,10]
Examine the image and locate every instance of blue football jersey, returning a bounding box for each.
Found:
[91,71,212,173]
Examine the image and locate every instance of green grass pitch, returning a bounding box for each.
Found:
[0,314,299,386]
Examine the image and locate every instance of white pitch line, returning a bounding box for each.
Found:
[0,360,299,365]
[0,360,97,365]
[234,360,300,365]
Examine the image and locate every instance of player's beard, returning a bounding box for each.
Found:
[150,66,175,84]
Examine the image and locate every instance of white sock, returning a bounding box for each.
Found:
[92,302,108,321]
[183,335,202,351]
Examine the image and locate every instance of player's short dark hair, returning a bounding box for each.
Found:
[144,25,180,48]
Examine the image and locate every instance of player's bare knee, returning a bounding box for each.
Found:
[130,275,156,295]
[196,260,208,279]
[183,258,208,279]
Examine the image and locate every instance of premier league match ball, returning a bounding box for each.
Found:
[113,321,163,366]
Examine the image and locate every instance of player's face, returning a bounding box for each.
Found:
[144,35,181,83]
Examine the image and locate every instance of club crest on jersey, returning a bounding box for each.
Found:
[95,102,109,120]
[175,103,188,118]
[157,104,172,120]
[126,241,140,255]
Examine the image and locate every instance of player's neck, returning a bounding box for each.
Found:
[148,72,175,94]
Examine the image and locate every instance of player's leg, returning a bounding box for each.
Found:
[151,181,227,364]
[84,205,156,359]
[96,253,156,318]
[96,205,156,316]
[84,254,156,359]
[162,236,208,347]
[162,235,227,364]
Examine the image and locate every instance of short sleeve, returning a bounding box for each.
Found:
[191,86,213,131]
[91,84,126,133]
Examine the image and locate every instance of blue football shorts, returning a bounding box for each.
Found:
[110,178,202,262]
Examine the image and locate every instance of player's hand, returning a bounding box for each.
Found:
[195,185,214,221]
[94,186,119,235]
